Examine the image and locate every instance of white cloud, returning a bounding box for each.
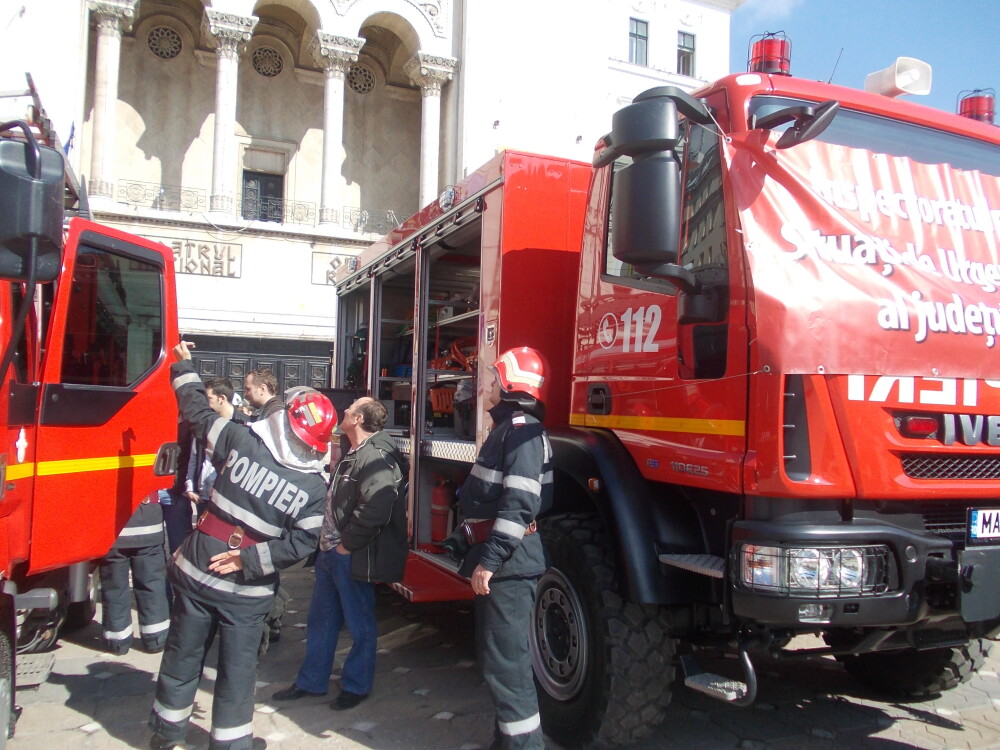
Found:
[736,0,806,28]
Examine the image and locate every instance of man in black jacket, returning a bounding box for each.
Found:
[149,341,336,750]
[273,397,407,711]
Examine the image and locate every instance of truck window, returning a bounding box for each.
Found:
[60,245,163,387]
[8,285,30,384]
[749,95,1000,177]
[678,119,729,379]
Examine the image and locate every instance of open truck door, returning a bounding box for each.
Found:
[27,218,177,573]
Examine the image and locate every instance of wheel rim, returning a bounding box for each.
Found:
[531,567,588,701]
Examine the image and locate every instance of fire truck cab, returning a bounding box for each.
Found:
[336,50,1000,748]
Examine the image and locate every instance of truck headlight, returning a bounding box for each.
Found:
[741,543,888,596]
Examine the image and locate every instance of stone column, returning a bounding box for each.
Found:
[404,52,457,208]
[86,0,137,200]
[203,10,257,216]
[309,32,364,225]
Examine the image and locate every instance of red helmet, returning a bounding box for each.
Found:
[491,346,548,403]
[286,390,337,452]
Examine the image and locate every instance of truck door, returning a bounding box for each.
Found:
[578,93,748,492]
[26,219,177,573]
[0,281,42,570]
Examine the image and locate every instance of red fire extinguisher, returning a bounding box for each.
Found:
[431,477,455,543]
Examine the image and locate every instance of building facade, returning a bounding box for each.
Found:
[4,0,743,392]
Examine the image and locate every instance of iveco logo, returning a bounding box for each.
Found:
[942,414,1000,446]
[598,313,618,349]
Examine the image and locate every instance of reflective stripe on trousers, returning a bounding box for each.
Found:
[476,576,545,750]
[149,591,266,750]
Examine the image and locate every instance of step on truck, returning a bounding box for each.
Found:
[334,43,1000,747]
[0,75,179,743]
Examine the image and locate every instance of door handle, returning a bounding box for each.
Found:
[587,384,612,415]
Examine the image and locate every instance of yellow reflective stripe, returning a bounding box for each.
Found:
[569,412,745,437]
[6,464,34,480]
[6,454,158,479]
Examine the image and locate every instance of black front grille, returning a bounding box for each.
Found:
[901,453,1000,480]
[920,501,1000,543]
[921,502,970,540]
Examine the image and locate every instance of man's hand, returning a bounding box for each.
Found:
[335,543,350,555]
[184,491,200,503]
[173,340,196,361]
[471,564,493,596]
[208,549,243,575]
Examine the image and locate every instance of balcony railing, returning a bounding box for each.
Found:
[117,179,206,212]
[342,208,403,235]
[115,178,404,233]
[239,197,317,226]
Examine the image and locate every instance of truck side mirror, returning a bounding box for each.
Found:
[0,122,65,282]
[599,87,709,276]
[612,152,682,269]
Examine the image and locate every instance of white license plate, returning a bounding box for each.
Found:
[969,508,1000,540]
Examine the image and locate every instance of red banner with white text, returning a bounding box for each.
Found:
[725,132,1000,378]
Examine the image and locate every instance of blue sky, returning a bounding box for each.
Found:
[728,0,1000,116]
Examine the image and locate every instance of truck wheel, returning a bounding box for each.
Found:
[0,630,12,745]
[842,640,990,697]
[533,513,675,747]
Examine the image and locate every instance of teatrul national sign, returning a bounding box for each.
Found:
[727,133,1000,379]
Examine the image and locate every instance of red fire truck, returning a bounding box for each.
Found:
[334,47,1000,746]
[0,78,178,741]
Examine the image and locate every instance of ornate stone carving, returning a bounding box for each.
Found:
[415,1,449,38]
[89,178,114,199]
[328,1,449,38]
[403,52,458,95]
[203,10,258,60]
[308,32,364,77]
[210,194,234,213]
[87,0,138,35]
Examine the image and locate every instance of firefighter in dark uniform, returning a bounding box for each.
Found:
[458,347,553,750]
[149,341,336,750]
[99,493,170,654]
[240,367,289,655]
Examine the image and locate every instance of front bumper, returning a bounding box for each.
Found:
[730,519,1000,629]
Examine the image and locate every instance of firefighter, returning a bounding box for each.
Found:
[149,341,335,750]
[240,367,289,655]
[458,346,552,750]
[99,492,170,655]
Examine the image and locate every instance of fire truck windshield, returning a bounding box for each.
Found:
[749,95,1000,178]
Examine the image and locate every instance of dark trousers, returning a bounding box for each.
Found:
[161,490,194,553]
[295,549,377,695]
[149,592,266,750]
[99,544,169,653]
[476,577,544,749]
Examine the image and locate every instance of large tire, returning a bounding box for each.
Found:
[533,513,675,748]
[841,639,990,697]
[0,629,12,746]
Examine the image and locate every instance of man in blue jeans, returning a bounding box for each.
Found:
[272,397,407,710]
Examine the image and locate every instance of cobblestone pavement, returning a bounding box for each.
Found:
[9,561,1000,749]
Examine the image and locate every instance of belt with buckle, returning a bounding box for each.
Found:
[197,510,265,549]
[461,519,537,545]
